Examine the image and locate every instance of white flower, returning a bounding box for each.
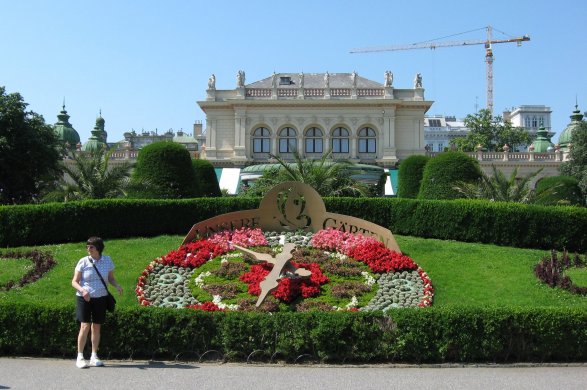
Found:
[279,235,286,245]
[194,271,211,287]
[345,296,359,309]
[212,295,239,311]
[362,271,376,286]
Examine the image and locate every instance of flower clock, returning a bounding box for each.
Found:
[136,227,434,312]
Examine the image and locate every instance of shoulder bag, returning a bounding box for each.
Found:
[88,257,116,312]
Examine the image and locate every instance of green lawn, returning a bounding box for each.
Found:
[0,234,586,309]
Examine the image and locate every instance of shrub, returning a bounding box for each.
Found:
[192,159,222,197]
[397,155,430,198]
[535,176,584,206]
[129,142,198,199]
[418,152,482,200]
[1,302,586,363]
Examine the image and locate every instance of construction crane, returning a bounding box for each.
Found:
[350,26,530,114]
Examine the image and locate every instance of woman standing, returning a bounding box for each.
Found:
[71,237,123,368]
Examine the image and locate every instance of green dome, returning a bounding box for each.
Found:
[530,125,553,153]
[82,115,108,151]
[53,105,80,150]
[558,105,584,150]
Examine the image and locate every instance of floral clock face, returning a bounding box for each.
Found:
[136,228,433,312]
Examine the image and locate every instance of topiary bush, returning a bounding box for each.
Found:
[535,176,584,206]
[192,159,222,197]
[129,142,198,199]
[418,151,482,200]
[397,155,430,198]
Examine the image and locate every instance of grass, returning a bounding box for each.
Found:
[565,267,587,287]
[0,234,586,309]
[0,258,33,286]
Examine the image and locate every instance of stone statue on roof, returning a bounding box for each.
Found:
[208,74,216,90]
[299,72,304,88]
[271,72,277,88]
[414,73,422,88]
[351,71,357,88]
[237,70,245,87]
[384,70,393,87]
[324,72,330,88]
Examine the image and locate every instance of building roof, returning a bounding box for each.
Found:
[559,105,584,149]
[53,104,80,150]
[246,72,383,89]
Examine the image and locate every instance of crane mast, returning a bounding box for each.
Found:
[350,26,530,114]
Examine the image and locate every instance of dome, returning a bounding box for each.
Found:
[82,113,109,151]
[559,105,584,150]
[529,124,553,153]
[53,105,80,150]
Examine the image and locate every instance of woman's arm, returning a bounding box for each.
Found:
[108,270,123,295]
[72,270,90,301]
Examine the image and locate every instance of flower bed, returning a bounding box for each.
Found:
[136,228,434,311]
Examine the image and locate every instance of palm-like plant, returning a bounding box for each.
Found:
[272,150,369,197]
[43,148,133,202]
[453,165,542,203]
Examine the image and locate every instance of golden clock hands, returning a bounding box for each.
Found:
[255,243,296,306]
[232,244,274,263]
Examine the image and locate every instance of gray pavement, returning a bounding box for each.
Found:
[0,357,586,390]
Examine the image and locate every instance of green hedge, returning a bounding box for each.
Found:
[1,197,586,251]
[397,155,429,198]
[418,151,481,200]
[1,302,585,363]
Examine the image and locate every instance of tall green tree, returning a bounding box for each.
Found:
[560,120,587,202]
[43,147,133,201]
[0,87,63,204]
[450,109,532,152]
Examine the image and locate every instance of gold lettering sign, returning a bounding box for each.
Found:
[182,181,401,253]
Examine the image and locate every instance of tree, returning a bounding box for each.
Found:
[0,87,63,204]
[129,142,198,199]
[418,151,482,200]
[239,150,370,197]
[43,147,132,201]
[534,176,584,206]
[560,120,587,202]
[450,109,532,152]
[453,165,541,203]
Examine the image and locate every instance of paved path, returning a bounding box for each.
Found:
[1,357,586,390]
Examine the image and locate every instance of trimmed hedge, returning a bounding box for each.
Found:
[1,302,585,363]
[129,142,198,199]
[192,159,222,197]
[1,197,586,251]
[418,151,482,200]
[397,155,429,198]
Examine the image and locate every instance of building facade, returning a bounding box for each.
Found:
[198,71,432,168]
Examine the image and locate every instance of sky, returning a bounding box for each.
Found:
[1,0,586,144]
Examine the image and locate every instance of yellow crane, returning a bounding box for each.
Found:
[350,26,530,114]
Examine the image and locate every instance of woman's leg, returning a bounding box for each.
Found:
[77,322,91,353]
[91,323,101,353]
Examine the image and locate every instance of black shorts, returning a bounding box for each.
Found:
[76,295,108,324]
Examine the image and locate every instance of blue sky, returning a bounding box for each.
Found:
[1,0,586,143]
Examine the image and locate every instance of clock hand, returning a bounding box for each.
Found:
[255,243,297,307]
[233,244,274,263]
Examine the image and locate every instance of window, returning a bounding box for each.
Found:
[525,116,531,128]
[304,127,323,153]
[252,127,270,153]
[532,116,538,128]
[331,127,349,153]
[428,119,441,127]
[278,127,297,153]
[358,127,376,153]
[437,143,444,152]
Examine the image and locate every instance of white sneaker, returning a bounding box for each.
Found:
[76,357,88,369]
[90,357,104,367]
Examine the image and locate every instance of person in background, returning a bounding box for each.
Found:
[71,236,123,368]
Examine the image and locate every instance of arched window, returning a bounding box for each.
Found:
[358,127,376,153]
[331,127,349,153]
[279,127,297,153]
[252,127,270,153]
[304,127,323,153]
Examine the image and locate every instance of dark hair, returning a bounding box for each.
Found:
[87,236,105,255]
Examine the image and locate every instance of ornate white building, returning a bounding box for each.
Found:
[198,71,432,168]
